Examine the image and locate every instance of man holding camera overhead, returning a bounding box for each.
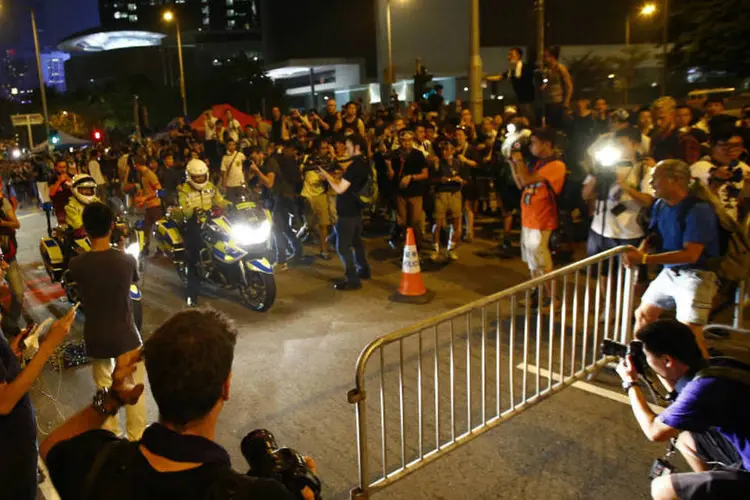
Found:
[582,127,655,257]
[615,319,750,500]
[42,308,319,500]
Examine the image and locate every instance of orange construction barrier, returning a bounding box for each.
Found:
[391,228,435,304]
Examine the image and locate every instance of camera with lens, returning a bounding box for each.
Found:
[242,429,322,500]
[600,339,647,375]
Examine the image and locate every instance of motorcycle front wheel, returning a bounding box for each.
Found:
[239,272,276,312]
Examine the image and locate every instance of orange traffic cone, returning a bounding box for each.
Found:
[391,228,435,304]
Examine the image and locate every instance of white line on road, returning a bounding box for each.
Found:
[38,455,60,500]
[517,363,663,414]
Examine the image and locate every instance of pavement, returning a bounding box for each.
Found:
[11,206,748,500]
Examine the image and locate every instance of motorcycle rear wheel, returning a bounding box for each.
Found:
[239,272,276,312]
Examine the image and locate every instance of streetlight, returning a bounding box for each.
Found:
[624,3,657,105]
[626,3,657,47]
[162,10,188,117]
[31,9,50,145]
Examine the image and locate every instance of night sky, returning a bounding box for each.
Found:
[1,0,100,53]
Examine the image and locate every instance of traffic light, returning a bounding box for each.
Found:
[93,130,102,142]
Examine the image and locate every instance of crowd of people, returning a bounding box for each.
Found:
[0,44,750,499]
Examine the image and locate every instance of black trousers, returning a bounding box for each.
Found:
[335,216,370,284]
[183,217,202,302]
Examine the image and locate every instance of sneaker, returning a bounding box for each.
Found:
[319,251,332,261]
[519,290,540,309]
[356,270,371,280]
[387,239,399,251]
[275,262,289,272]
[186,297,198,308]
[333,279,362,291]
[430,246,440,261]
[446,248,459,261]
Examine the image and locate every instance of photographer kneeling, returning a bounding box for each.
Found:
[41,308,319,499]
[616,319,750,500]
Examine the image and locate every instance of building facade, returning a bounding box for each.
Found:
[98,0,261,34]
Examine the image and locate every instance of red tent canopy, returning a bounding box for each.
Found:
[191,104,257,132]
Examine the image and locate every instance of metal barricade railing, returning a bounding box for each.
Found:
[347,247,640,499]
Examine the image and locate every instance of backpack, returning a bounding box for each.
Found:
[82,440,264,500]
[357,160,379,209]
[693,357,750,388]
[652,181,750,283]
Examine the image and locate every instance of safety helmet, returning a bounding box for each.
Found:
[186,159,209,190]
[72,174,97,205]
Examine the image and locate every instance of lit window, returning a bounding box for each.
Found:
[227,9,234,16]
[201,6,209,13]
[114,11,122,19]
[127,3,136,11]
[227,19,236,28]
[128,14,138,21]
[203,16,210,25]
[226,0,233,4]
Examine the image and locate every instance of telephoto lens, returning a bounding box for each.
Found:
[242,429,322,500]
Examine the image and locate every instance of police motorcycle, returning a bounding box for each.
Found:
[40,175,144,329]
[153,162,276,312]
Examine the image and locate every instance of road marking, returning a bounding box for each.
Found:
[38,455,60,500]
[517,363,663,414]
[19,212,42,220]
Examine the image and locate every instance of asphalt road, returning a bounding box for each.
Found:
[13,206,741,500]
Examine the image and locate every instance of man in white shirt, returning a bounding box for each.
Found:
[583,109,650,173]
[582,127,654,256]
[221,139,247,204]
[225,110,241,143]
[203,111,218,141]
[690,124,749,222]
[87,151,107,201]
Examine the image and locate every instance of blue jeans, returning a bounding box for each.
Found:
[335,216,370,284]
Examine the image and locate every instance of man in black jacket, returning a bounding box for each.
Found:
[496,48,536,124]
[42,308,318,500]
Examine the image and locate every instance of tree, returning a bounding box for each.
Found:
[566,52,615,98]
[671,0,750,77]
[608,46,652,105]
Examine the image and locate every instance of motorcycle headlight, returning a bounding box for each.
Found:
[232,220,271,246]
[125,242,140,259]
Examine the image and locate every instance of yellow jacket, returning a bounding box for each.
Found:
[65,196,101,230]
[172,182,229,220]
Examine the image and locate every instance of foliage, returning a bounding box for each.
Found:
[567,52,615,97]
[671,0,750,77]
[609,46,652,91]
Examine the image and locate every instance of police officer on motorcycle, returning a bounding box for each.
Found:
[65,174,100,234]
[171,159,230,306]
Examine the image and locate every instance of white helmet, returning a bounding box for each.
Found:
[72,174,97,205]
[186,159,209,190]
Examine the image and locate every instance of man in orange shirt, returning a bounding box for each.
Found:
[135,156,163,256]
[509,128,566,308]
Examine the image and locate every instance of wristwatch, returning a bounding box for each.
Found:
[92,388,120,417]
[622,380,637,394]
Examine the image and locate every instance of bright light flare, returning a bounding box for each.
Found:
[640,3,657,16]
[162,10,174,22]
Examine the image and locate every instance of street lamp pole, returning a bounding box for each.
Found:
[175,18,188,117]
[468,0,483,122]
[31,9,50,144]
[661,0,669,96]
[386,0,394,85]
[164,11,188,117]
[625,15,631,106]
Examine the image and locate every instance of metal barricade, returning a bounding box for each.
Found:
[347,247,639,499]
